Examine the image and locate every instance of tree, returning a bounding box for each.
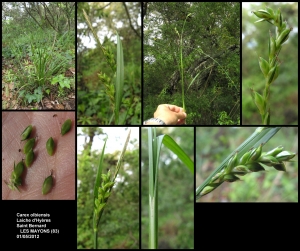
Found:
[22,2,75,34]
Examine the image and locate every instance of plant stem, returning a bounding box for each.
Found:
[149,195,158,249]
[180,35,185,112]
[178,14,191,112]
[147,128,194,247]
[148,128,158,249]
[94,230,97,249]
[115,32,124,125]
[262,81,270,123]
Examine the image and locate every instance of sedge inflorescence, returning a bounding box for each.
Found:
[93,170,115,232]
[251,7,292,125]
[200,144,296,197]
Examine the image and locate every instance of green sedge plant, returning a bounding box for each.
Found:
[251,7,292,125]
[93,130,131,249]
[153,13,237,124]
[196,127,296,200]
[174,13,237,123]
[174,13,192,113]
[30,44,69,87]
[83,10,125,125]
[147,127,194,248]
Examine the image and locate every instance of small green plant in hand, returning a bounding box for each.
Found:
[251,7,293,125]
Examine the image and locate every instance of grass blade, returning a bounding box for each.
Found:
[82,9,105,55]
[157,135,194,174]
[111,129,131,182]
[187,72,201,92]
[115,32,124,125]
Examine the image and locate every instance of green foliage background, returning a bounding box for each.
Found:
[2,2,75,108]
[77,128,139,249]
[141,127,194,249]
[196,127,298,202]
[242,3,298,124]
[77,2,141,125]
[143,2,240,125]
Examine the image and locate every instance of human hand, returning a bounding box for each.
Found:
[154,104,187,125]
[2,112,75,200]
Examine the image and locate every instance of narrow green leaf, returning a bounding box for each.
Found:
[82,9,106,55]
[111,129,131,183]
[187,72,201,92]
[157,135,194,174]
[115,32,124,125]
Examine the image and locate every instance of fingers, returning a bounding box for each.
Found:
[155,104,187,125]
[164,104,187,120]
[163,104,184,113]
